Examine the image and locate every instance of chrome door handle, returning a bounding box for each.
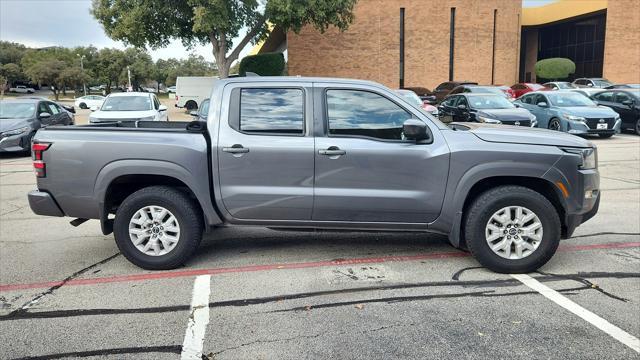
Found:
[222,144,249,154]
[318,147,346,156]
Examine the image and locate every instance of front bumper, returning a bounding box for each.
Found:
[0,131,32,152]
[28,190,64,217]
[566,118,621,135]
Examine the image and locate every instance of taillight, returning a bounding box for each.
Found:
[32,142,51,177]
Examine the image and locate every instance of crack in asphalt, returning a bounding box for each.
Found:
[536,270,630,302]
[6,253,121,318]
[206,322,415,358]
[2,271,637,322]
[570,232,640,239]
[10,345,182,360]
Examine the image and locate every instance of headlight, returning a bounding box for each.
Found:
[1,126,30,137]
[562,147,597,169]
[562,113,586,122]
[478,116,502,124]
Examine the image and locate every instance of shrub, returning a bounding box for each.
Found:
[239,52,285,76]
[535,58,576,80]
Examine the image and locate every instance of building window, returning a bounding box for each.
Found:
[449,7,456,81]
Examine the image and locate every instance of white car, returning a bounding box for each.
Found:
[74,95,105,109]
[166,86,176,93]
[88,92,168,123]
[9,85,35,94]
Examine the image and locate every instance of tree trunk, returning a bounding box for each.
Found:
[52,88,59,101]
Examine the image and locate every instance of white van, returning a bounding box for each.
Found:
[175,76,217,110]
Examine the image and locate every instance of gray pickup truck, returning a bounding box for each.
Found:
[28,77,600,273]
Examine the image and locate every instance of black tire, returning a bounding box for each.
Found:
[548,118,561,131]
[185,101,198,111]
[598,133,614,139]
[79,102,87,109]
[635,119,640,136]
[113,186,203,270]
[464,185,561,273]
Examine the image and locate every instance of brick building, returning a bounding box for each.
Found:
[256,0,640,89]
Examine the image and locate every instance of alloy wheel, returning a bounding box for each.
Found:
[128,205,180,256]
[485,206,543,260]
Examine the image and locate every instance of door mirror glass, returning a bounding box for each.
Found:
[457,104,467,110]
[402,119,429,141]
[158,104,168,111]
[587,83,594,87]
[622,99,633,106]
[38,112,51,119]
[90,106,98,112]
[537,102,548,108]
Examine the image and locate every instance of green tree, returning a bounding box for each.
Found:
[164,55,217,86]
[120,48,153,90]
[23,59,67,100]
[535,58,576,81]
[0,63,23,97]
[152,59,171,92]
[92,0,357,78]
[93,48,127,93]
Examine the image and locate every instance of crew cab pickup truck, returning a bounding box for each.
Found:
[28,77,600,273]
[9,85,35,94]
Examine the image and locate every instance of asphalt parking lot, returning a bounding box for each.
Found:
[0,133,638,359]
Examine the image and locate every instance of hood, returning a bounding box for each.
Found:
[90,110,156,121]
[476,108,532,121]
[458,122,593,147]
[555,106,617,118]
[0,118,34,133]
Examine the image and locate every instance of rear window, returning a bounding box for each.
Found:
[239,88,304,134]
[102,96,152,111]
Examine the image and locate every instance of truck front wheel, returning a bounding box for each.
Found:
[113,186,203,270]
[463,185,561,273]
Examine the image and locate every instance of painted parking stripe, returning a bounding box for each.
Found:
[512,274,640,353]
[180,275,211,360]
[0,240,638,292]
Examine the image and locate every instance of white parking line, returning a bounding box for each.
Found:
[181,275,211,360]
[512,274,640,353]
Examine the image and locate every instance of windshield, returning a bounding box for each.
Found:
[0,102,36,119]
[395,90,422,107]
[469,87,505,96]
[547,93,596,107]
[101,96,152,111]
[593,79,613,87]
[467,95,515,109]
[555,82,576,89]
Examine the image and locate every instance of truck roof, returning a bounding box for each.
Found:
[216,76,384,88]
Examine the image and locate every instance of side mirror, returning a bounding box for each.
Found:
[190,111,199,117]
[159,104,168,111]
[587,83,594,87]
[622,100,633,106]
[38,112,51,119]
[403,119,429,142]
[457,104,467,110]
[90,106,98,112]
[514,103,521,108]
[537,102,549,108]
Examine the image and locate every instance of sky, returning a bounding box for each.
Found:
[0,0,250,62]
[1,0,556,62]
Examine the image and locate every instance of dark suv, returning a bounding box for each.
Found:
[592,89,640,135]
[432,81,478,103]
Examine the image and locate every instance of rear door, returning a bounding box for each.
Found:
[614,91,638,127]
[216,81,314,220]
[312,83,449,223]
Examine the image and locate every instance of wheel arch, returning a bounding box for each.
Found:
[95,160,223,235]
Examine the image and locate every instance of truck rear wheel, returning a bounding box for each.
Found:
[113,186,203,270]
[463,185,561,273]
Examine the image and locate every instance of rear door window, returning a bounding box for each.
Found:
[615,92,632,103]
[46,102,60,114]
[239,88,304,134]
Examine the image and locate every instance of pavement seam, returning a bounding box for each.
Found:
[6,253,121,318]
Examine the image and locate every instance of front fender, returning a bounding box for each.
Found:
[429,158,560,247]
[94,159,223,228]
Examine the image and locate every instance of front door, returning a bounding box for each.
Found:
[217,83,314,220]
[312,86,449,223]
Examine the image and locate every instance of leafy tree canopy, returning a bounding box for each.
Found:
[535,58,576,80]
[92,0,357,77]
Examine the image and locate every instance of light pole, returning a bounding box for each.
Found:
[127,66,132,91]
[77,54,86,96]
